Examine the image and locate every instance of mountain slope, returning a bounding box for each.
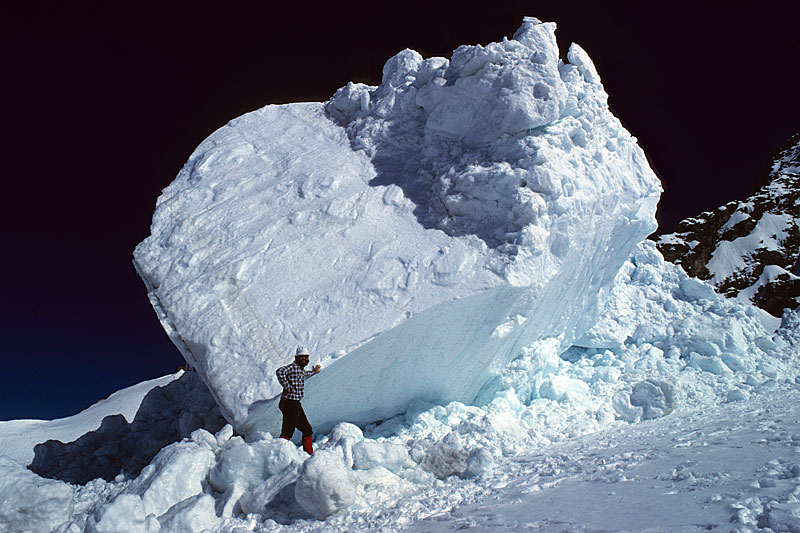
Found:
[657,133,800,317]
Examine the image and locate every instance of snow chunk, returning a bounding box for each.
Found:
[294,449,357,519]
[123,442,215,517]
[352,440,414,472]
[0,456,74,533]
[567,43,601,84]
[85,494,159,533]
[538,375,590,404]
[420,432,470,479]
[157,494,219,533]
[613,379,676,422]
[421,19,568,145]
[766,501,800,532]
[208,436,305,516]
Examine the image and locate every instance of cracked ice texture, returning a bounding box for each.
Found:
[133,17,661,435]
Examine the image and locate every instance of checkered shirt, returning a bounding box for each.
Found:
[276,361,315,400]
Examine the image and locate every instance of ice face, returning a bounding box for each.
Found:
[133,17,661,435]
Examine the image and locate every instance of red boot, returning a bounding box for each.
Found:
[280,435,291,441]
[302,434,314,455]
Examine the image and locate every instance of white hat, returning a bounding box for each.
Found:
[295,346,309,356]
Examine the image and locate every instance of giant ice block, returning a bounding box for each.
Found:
[133,18,662,436]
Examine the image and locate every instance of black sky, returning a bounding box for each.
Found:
[2,2,798,421]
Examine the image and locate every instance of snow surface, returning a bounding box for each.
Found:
[133,17,661,436]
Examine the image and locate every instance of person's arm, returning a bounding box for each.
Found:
[276,366,292,392]
[305,364,321,377]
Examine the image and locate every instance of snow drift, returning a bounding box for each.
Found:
[133,17,661,436]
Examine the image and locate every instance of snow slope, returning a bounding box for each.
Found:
[0,373,181,466]
[133,17,661,436]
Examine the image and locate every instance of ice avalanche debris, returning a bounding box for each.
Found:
[3,240,795,530]
[133,16,661,436]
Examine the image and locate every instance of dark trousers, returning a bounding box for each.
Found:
[279,397,313,438]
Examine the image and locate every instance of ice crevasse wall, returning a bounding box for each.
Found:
[133,18,662,437]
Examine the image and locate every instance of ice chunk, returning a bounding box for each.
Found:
[352,441,413,472]
[123,442,215,517]
[208,436,305,516]
[134,18,661,437]
[0,456,74,533]
[613,379,676,422]
[157,494,219,533]
[538,375,590,403]
[631,379,676,420]
[766,502,800,532]
[464,447,496,478]
[689,353,734,376]
[294,449,357,519]
[420,20,568,146]
[420,432,469,479]
[85,494,158,533]
[324,422,365,469]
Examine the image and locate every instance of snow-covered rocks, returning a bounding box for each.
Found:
[134,17,661,437]
[657,132,800,317]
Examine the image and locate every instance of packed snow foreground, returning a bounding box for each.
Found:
[2,17,800,533]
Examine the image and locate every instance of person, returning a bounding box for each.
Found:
[275,346,321,454]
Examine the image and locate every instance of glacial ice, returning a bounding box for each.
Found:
[133,17,661,436]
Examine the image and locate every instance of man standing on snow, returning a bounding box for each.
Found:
[275,347,321,454]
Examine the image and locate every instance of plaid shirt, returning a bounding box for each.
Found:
[276,361,315,400]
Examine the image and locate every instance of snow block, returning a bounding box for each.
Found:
[85,494,158,533]
[613,379,676,422]
[157,494,219,533]
[352,440,414,473]
[123,442,215,517]
[134,18,661,437]
[0,456,74,533]
[294,450,357,519]
[207,436,305,516]
[420,432,470,479]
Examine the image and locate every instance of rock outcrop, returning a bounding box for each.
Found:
[657,134,800,317]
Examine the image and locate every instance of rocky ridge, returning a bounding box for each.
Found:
[657,133,800,317]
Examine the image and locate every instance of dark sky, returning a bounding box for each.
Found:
[2,2,798,421]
